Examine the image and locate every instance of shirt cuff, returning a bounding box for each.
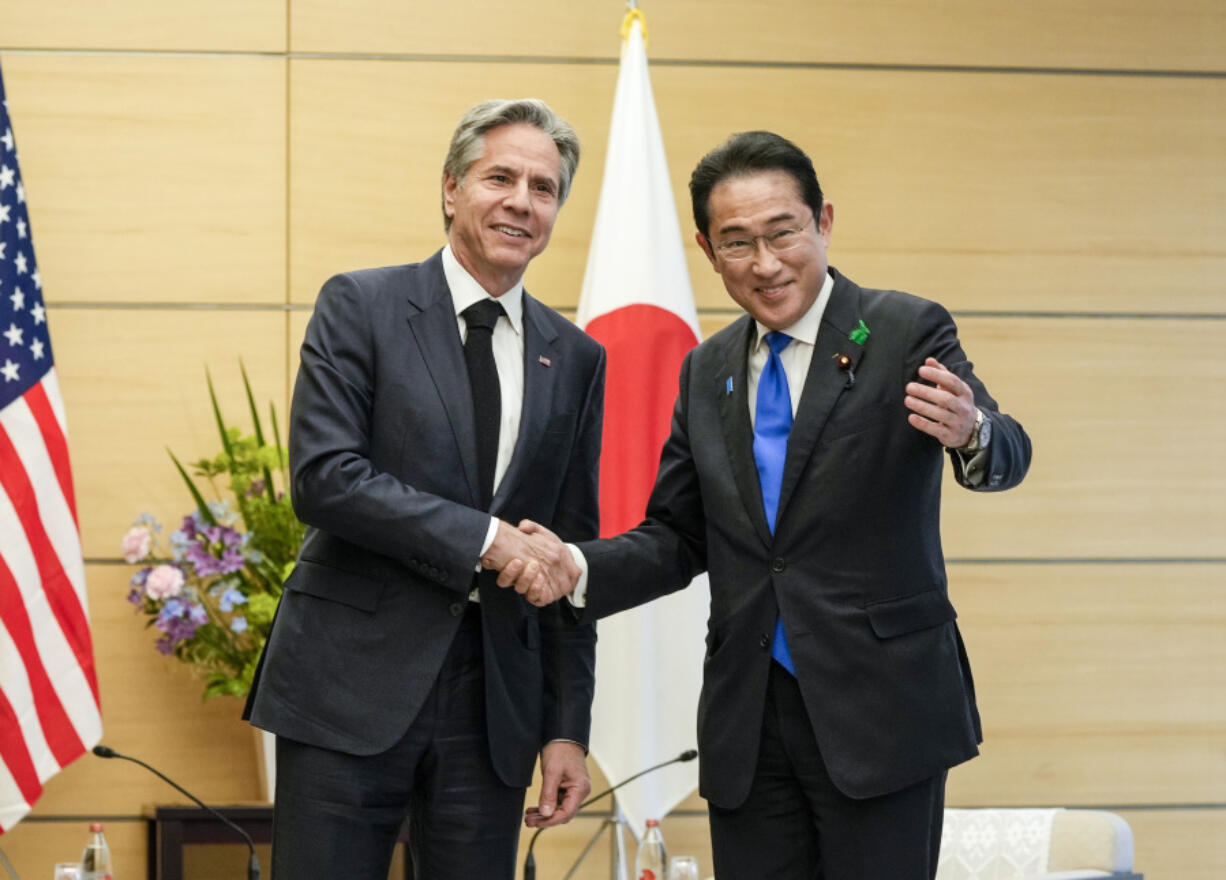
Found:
[476,516,499,572]
[565,543,589,608]
[545,737,589,755]
[956,447,990,488]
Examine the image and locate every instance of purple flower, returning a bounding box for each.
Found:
[154,636,175,656]
[230,616,248,634]
[185,523,246,576]
[126,586,145,606]
[154,596,207,645]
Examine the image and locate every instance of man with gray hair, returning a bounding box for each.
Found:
[245,98,604,879]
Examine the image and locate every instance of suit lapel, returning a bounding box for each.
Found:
[715,316,774,548]
[404,254,481,508]
[776,270,865,526]
[491,292,558,514]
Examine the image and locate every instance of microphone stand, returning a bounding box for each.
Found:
[93,745,261,880]
[524,749,697,880]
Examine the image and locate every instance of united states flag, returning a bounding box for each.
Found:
[0,62,102,834]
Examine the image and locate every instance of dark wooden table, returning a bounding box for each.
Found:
[145,805,412,879]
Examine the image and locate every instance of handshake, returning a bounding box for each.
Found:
[481,519,581,607]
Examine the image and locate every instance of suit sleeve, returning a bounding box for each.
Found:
[289,273,491,592]
[906,299,1032,492]
[540,344,604,747]
[576,351,709,621]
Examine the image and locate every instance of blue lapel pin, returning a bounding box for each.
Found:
[726,377,734,395]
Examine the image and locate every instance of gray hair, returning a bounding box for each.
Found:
[441,98,581,231]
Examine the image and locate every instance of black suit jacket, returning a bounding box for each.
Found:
[578,268,1030,808]
[246,251,605,788]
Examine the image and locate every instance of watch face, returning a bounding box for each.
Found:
[979,414,992,448]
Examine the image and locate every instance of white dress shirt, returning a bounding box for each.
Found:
[440,245,524,558]
[746,270,834,424]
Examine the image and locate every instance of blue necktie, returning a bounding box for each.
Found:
[753,331,796,675]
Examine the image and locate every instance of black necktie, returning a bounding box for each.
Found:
[462,299,505,511]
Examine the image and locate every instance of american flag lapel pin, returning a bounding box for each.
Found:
[538,355,552,367]
[725,377,734,395]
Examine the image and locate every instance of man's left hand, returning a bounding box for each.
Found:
[904,357,977,448]
[525,741,591,828]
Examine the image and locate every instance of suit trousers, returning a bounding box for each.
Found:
[708,661,946,880]
[270,603,526,880]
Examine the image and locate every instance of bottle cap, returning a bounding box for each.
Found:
[645,818,659,827]
[90,822,103,832]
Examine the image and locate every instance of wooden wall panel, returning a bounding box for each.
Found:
[940,318,1226,558]
[2,54,286,305]
[655,68,1226,316]
[945,564,1226,806]
[287,59,618,306]
[289,0,1226,72]
[50,308,289,558]
[289,60,1226,315]
[0,0,285,52]
[1126,809,1226,880]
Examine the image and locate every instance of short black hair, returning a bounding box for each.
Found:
[689,131,824,238]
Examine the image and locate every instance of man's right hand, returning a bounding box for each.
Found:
[482,519,580,606]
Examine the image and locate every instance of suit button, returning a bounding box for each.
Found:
[759,634,770,649]
[771,557,786,573]
[450,602,465,617]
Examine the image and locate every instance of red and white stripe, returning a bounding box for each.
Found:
[0,368,102,834]
[578,13,710,839]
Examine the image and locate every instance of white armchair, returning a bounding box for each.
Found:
[937,808,1141,880]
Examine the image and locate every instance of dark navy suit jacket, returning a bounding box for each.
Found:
[247,251,605,788]
[578,267,1030,807]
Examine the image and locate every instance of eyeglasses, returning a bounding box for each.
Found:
[712,213,815,261]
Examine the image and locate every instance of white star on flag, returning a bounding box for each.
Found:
[31,302,45,324]
[10,287,22,310]
[30,338,44,360]
[14,251,26,274]
[15,180,24,203]
[0,202,9,223]
[4,322,23,346]
[1,358,18,382]
[31,267,40,289]
[0,164,14,189]
[0,127,13,151]
[17,217,26,238]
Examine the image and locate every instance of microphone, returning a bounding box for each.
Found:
[523,748,697,880]
[93,744,261,880]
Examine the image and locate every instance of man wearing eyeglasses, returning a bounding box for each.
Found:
[491,130,1031,879]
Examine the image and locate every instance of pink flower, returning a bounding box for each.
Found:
[121,526,152,563]
[145,565,185,600]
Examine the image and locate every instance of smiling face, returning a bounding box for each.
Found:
[444,122,563,296]
[697,170,834,332]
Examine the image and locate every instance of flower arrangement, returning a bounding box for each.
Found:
[120,367,304,700]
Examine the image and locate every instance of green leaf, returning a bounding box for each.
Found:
[269,403,287,476]
[206,367,235,462]
[168,448,216,526]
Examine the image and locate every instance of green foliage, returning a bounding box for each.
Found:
[122,365,303,701]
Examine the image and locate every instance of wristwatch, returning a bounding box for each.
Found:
[957,408,991,454]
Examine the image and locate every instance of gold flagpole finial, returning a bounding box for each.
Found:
[621,4,648,45]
